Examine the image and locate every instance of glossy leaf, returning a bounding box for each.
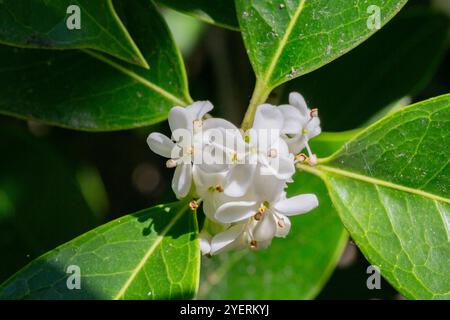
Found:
[198,132,354,299]
[236,0,408,90]
[0,201,200,300]
[158,0,239,30]
[0,126,97,283]
[0,0,148,68]
[300,94,450,299]
[285,9,449,131]
[0,0,191,131]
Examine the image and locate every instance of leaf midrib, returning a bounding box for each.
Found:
[79,0,146,67]
[299,164,450,204]
[113,205,189,300]
[259,0,306,87]
[82,49,191,106]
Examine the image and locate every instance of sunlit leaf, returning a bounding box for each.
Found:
[236,0,408,90]
[0,201,200,300]
[285,9,449,131]
[0,0,191,131]
[0,0,148,67]
[300,94,450,299]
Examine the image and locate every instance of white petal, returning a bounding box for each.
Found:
[195,159,229,174]
[308,116,321,128]
[289,92,308,116]
[210,224,245,255]
[255,239,272,250]
[273,194,319,216]
[271,136,290,156]
[146,132,175,158]
[192,165,225,188]
[215,200,258,223]
[172,164,192,198]
[169,106,192,132]
[271,155,296,180]
[259,153,295,181]
[278,105,303,134]
[195,129,230,170]
[199,232,211,255]
[284,134,305,154]
[254,171,286,202]
[305,117,322,139]
[185,101,213,120]
[203,118,237,131]
[202,198,218,220]
[250,129,280,155]
[310,126,322,138]
[252,104,283,131]
[224,164,256,197]
[253,212,277,242]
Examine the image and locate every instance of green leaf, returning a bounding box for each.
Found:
[285,8,449,131]
[0,0,191,131]
[198,132,354,299]
[0,126,97,283]
[0,200,200,300]
[236,0,408,90]
[0,0,148,68]
[299,94,450,299]
[158,0,239,30]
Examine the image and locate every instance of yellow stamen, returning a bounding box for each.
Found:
[268,148,278,158]
[193,119,203,128]
[189,200,199,210]
[295,153,308,163]
[186,146,194,155]
[166,159,177,168]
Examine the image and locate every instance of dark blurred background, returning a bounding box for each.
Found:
[0,0,448,299]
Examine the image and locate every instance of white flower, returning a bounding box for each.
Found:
[147,93,322,255]
[250,104,295,180]
[193,166,230,222]
[197,124,257,198]
[147,101,214,198]
[210,222,256,255]
[214,172,318,225]
[251,192,318,245]
[210,192,318,255]
[279,92,321,158]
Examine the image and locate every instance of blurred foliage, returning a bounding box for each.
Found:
[0,126,97,282]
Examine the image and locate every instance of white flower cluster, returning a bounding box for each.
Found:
[147,92,321,255]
